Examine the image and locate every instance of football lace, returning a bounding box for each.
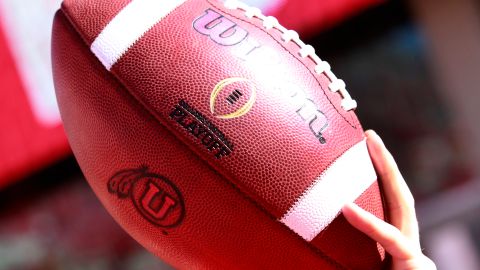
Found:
[224,0,358,111]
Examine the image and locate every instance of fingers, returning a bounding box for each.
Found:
[343,203,437,270]
[365,130,419,241]
[343,131,436,269]
[365,130,415,209]
[342,203,419,259]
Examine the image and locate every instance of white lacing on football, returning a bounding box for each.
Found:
[224,0,357,111]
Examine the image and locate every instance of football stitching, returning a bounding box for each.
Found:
[206,0,359,130]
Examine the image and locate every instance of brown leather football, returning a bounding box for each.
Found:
[52,0,387,268]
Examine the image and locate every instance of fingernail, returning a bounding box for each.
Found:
[367,130,385,147]
[365,130,377,140]
[342,202,358,211]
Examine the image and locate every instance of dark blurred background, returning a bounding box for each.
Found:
[1,0,479,269]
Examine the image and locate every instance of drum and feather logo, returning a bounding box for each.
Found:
[108,167,185,231]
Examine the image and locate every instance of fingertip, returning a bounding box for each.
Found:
[365,130,381,163]
[342,202,358,212]
[342,202,364,220]
[342,203,359,225]
[342,202,353,214]
[365,130,390,175]
[365,130,384,148]
[365,129,377,138]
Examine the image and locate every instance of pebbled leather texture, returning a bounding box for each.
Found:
[52,0,387,269]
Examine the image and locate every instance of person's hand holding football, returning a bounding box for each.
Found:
[343,130,436,270]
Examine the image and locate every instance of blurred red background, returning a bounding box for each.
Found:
[1,0,479,269]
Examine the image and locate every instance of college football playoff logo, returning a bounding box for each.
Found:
[210,78,256,119]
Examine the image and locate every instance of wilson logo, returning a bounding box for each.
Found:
[193,9,329,144]
[108,167,185,229]
[282,83,328,144]
[192,9,275,64]
[193,9,248,46]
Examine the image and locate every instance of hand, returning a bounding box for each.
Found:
[342,130,436,270]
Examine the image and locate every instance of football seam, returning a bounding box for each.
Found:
[206,0,358,130]
[58,6,348,270]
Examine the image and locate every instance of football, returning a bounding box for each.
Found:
[52,0,387,268]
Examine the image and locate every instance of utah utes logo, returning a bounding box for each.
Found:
[108,167,185,229]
